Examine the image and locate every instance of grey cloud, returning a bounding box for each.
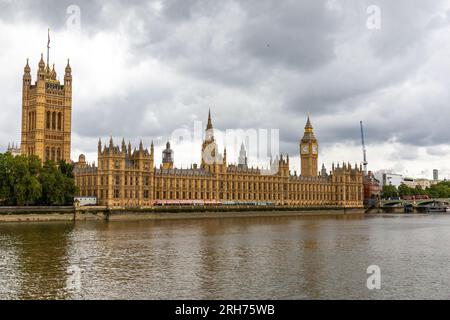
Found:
[1,0,450,174]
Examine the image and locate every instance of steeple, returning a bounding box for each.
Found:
[207,108,213,130]
[204,109,215,143]
[238,141,248,168]
[305,114,313,132]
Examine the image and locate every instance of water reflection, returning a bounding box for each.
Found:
[0,222,73,299]
[1,214,450,299]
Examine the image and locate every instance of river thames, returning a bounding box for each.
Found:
[1,213,450,299]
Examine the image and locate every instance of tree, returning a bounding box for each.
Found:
[413,185,424,196]
[0,154,77,206]
[382,184,398,199]
[398,183,412,197]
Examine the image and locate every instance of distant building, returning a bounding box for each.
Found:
[6,142,21,157]
[402,177,416,188]
[433,169,439,181]
[414,179,431,190]
[364,171,381,207]
[380,173,404,188]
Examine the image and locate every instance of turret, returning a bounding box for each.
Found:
[98,138,102,153]
[37,53,46,80]
[64,59,72,87]
[321,164,327,177]
[162,141,174,169]
[23,59,31,85]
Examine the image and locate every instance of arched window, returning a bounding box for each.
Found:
[57,113,62,130]
[57,148,61,161]
[46,111,51,129]
[51,147,55,161]
[52,112,56,130]
[45,147,50,162]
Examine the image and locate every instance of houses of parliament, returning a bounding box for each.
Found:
[74,110,364,208]
[17,42,363,208]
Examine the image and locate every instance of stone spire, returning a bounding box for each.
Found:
[238,142,247,167]
[207,108,213,130]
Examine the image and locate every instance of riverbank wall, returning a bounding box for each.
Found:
[0,206,364,222]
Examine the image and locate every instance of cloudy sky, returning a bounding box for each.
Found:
[1,0,450,179]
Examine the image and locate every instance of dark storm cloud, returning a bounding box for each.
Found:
[1,0,450,170]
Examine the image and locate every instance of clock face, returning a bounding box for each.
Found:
[302,145,309,154]
[312,144,317,154]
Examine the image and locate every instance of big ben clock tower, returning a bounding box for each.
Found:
[300,115,318,177]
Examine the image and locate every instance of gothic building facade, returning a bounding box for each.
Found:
[20,52,72,162]
[74,112,364,208]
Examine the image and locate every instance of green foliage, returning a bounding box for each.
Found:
[0,153,77,206]
[381,181,450,199]
[382,184,398,198]
[425,181,450,199]
[398,183,412,197]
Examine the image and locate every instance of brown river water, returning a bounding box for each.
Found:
[1,213,450,299]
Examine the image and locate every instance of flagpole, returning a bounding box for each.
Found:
[47,28,50,68]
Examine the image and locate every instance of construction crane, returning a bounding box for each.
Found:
[360,121,368,175]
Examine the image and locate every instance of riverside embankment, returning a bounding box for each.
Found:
[0,206,364,222]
